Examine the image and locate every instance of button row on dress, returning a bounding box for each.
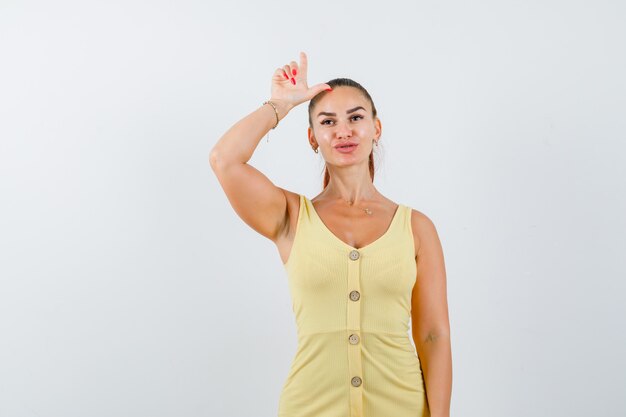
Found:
[348,249,362,389]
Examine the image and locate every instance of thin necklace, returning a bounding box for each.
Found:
[345,199,373,215]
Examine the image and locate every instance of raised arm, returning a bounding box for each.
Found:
[209,51,330,241]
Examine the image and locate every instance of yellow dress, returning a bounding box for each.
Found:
[278,194,430,417]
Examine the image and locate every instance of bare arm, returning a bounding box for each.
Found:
[209,51,330,241]
[209,98,294,240]
[411,210,452,417]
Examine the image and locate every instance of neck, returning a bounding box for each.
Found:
[322,165,378,204]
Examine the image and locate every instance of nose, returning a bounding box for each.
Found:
[334,119,352,139]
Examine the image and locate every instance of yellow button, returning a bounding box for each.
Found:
[351,376,362,387]
[349,250,360,260]
[349,333,360,344]
[349,290,360,301]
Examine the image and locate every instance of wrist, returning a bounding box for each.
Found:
[268,98,294,121]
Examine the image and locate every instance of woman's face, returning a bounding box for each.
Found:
[308,86,381,167]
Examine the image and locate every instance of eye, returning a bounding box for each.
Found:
[320,115,364,125]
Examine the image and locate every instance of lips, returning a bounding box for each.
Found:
[334,142,358,153]
[334,141,358,149]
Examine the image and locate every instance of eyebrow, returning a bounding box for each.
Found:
[317,106,366,118]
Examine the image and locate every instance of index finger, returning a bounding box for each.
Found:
[298,51,308,79]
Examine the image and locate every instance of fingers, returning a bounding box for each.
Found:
[278,52,308,86]
[279,65,289,80]
[308,83,333,99]
[274,67,289,81]
[281,64,295,85]
[289,60,298,77]
[280,64,293,85]
[299,51,308,79]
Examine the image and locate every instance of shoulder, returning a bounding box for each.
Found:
[409,208,441,259]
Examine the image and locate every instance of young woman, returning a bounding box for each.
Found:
[210,51,452,417]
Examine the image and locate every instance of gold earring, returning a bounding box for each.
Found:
[313,147,319,153]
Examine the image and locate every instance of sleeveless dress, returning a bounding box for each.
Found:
[278,194,430,417]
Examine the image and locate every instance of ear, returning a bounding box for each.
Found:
[374,117,382,140]
[308,126,317,147]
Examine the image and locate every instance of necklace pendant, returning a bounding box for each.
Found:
[364,208,372,215]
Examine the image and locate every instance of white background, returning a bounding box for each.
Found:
[1,1,625,416]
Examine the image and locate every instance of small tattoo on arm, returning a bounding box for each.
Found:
[424,332,439,344]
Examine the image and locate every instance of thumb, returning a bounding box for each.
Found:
[307,83,332,100]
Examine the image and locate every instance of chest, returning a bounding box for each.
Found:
[314,209,395,249]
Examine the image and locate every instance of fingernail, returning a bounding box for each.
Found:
[283,71,289,79]
[291,78,296,85]
[292,69,297,76]
[325,87,332,91]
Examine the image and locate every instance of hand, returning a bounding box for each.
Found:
[270,51,331,110]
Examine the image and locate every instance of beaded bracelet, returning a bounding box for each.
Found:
[263,100,279,129]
